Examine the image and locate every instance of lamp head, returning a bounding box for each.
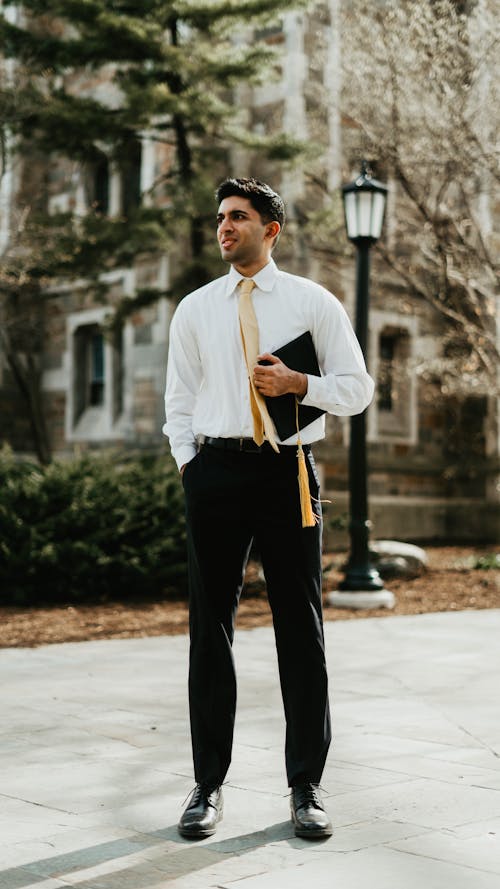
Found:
[342,161,388,244]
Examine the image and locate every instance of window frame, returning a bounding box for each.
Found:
[368,310,418,445]
[66,307,124,442]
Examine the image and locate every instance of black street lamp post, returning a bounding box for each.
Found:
[329,162,395,609]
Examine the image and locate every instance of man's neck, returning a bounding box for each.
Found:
[233,258,272,278]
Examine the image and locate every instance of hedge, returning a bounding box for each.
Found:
[0,446,187,605]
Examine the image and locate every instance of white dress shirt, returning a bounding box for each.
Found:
[163,259,374,470]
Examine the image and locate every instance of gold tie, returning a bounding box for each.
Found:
[238,278,279,452]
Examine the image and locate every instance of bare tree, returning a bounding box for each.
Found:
[303,0,499,395]
[340,0,499,390]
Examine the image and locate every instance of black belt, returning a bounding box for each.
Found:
[202,436,309,454]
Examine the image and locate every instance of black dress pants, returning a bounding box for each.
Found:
[182,442,331,790]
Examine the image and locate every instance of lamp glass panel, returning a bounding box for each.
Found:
[344,191,358,239]
[370,191,386,239]
[357,191,373,237]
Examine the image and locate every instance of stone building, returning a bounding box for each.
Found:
[1,1,498,545]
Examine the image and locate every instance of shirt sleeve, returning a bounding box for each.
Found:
[300,289,375,416]
[163,299,202,470]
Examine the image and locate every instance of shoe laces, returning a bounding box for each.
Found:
[181,783,221,808]
[292,782,326,810]
[181,785,202,808]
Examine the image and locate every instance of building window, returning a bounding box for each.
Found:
[85,152,110,214]
[83,141,142,218]
[70,318,123,435]
[378,332,398,412]
[94,156,109,214]
[89,330,105,406]
[121,139,142,217]
[111,327,124,422]
[73,324,105,423]
[376,327,411,437]
[368,313,418,444]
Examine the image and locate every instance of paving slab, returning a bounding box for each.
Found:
[1,610,499,888]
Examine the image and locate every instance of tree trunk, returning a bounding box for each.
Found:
[6,349,52,465]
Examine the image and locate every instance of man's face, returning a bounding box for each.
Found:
[216,195,277,272]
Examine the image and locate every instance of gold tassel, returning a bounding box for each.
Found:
[297,440,317,527]
[295,398,318,528]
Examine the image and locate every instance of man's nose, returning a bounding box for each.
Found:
[218,216,233,233]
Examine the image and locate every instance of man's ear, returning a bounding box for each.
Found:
[265,221,281,242]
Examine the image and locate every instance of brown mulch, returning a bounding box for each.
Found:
[0,547,498,649]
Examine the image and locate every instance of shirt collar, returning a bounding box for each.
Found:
[224,258,278,297]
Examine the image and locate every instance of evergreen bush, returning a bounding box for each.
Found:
[0,447,187,605]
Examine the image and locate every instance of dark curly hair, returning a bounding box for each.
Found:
[216,177,285,229]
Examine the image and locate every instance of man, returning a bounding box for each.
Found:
[164,177,374,840]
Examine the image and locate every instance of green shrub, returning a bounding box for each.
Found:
[0,446,187,605]
[473,553,500,570]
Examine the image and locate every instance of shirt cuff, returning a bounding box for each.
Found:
[173,444,198,472]
[300,374,335,409]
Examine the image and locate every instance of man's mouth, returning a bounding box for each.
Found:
[221,238,236,249]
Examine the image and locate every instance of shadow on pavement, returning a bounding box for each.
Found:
[0,820,304,888]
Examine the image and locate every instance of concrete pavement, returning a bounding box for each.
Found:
[1,609,499,888]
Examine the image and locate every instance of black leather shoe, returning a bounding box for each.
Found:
[290,783,332,839]
[178,784,223,839]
